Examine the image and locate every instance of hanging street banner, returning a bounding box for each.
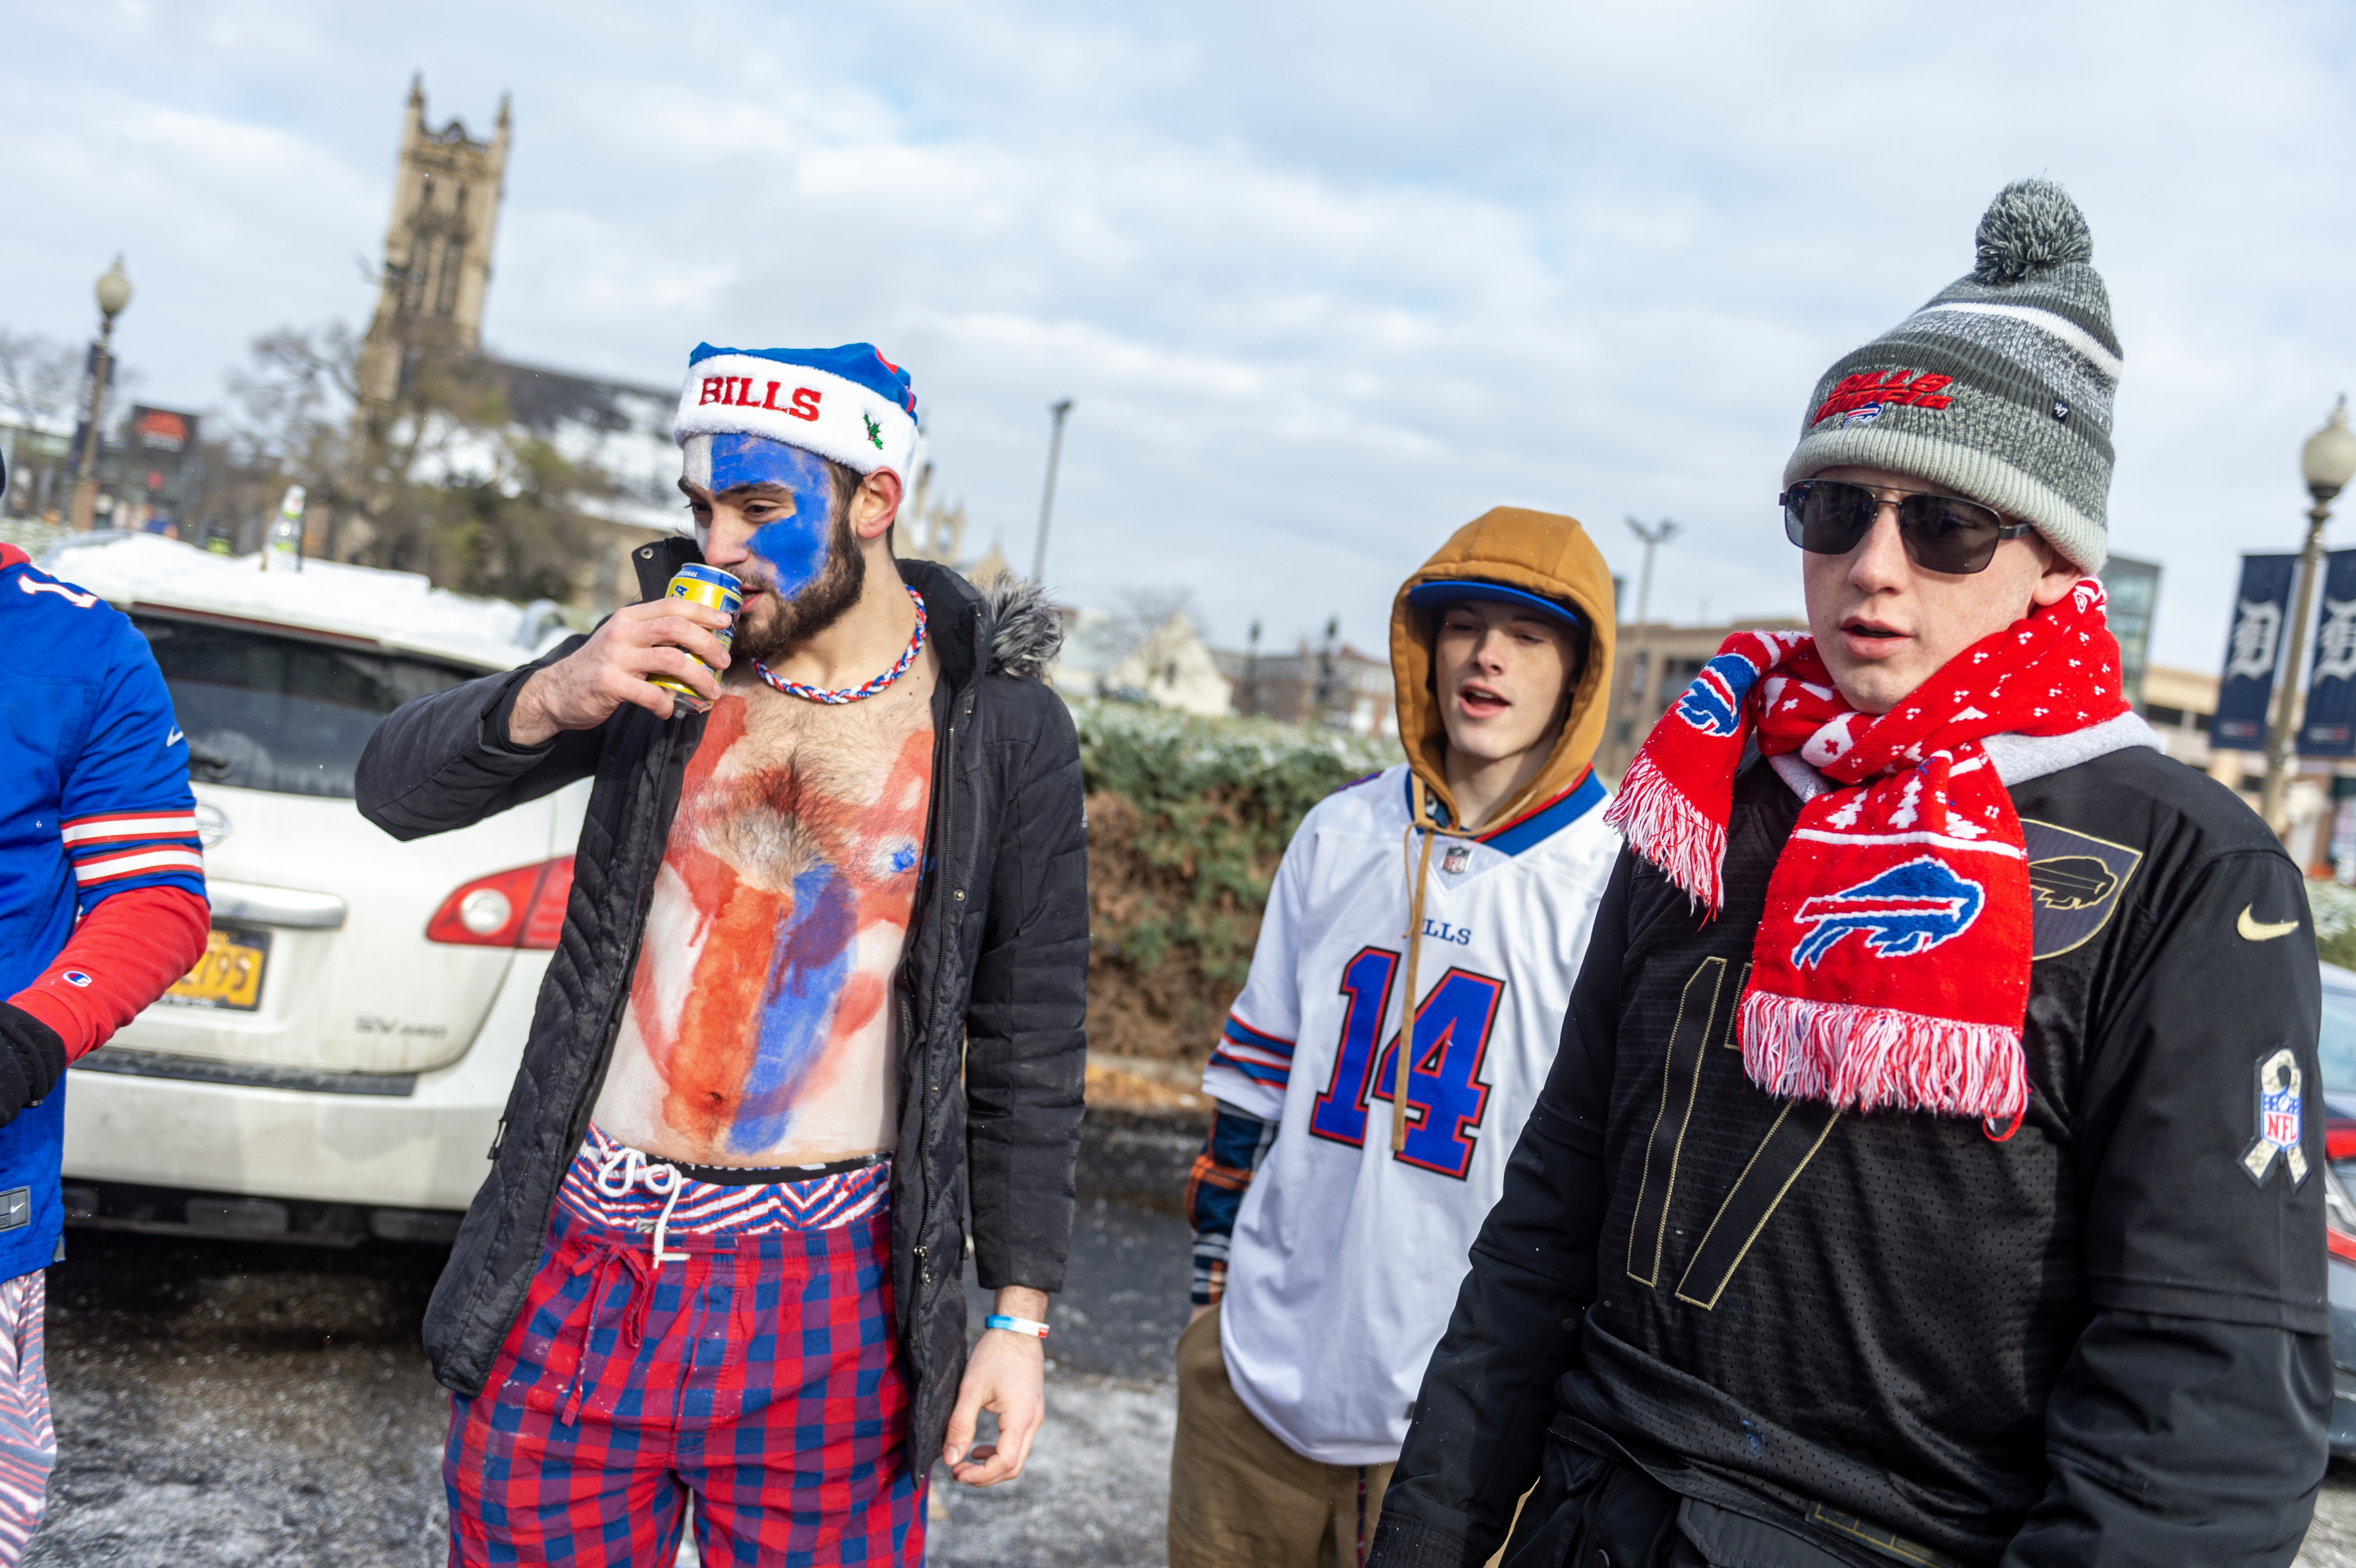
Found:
[2212,553,2298,752]
[2300,549,2356,757]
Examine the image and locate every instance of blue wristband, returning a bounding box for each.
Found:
[985,1313,1049,1338]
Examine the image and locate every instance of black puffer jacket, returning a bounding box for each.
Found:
[355,554,1088,1466]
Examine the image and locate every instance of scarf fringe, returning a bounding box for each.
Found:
[1602,751,1725,911]
[1739,989,2027,1121]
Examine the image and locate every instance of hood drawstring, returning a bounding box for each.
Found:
[1394,774,1472,1154]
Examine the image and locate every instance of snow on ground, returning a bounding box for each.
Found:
[22,1207,2356,1567]
[931,1374,1176,1568]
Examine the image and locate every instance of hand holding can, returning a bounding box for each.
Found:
[648,564,742,715]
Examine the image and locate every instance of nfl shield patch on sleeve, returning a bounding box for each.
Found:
[2241,1047,2309,1188]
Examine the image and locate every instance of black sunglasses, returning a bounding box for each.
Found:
[1779,479,2033,576]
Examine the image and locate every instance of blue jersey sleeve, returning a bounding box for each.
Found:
[58,619,205,912]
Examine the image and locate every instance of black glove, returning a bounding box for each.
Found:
[0,1003,65,1129]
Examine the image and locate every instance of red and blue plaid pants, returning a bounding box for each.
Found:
[444,1142,923,1566]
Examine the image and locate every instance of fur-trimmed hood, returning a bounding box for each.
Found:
[980,574,1064,681]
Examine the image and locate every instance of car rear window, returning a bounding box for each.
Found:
[132,613,488,799]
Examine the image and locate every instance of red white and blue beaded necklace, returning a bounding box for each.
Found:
[751,585,927,705]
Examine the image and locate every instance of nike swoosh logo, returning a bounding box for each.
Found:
[166,728,184,747]
[2238,905,2301,942]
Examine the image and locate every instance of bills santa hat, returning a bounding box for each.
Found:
[673,342,919,484]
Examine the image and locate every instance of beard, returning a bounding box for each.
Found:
[732,504,868,664]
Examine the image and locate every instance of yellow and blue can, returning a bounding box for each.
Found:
[649,562,742,708]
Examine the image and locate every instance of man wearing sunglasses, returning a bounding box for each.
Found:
[1373,179,2328,1568]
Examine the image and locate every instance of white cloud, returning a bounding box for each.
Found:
[2,0,2353,669]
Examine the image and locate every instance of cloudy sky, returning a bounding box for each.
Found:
[4,0,2353,668]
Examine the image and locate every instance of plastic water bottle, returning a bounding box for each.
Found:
[263,485,305,572]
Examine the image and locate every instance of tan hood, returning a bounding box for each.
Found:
[1388,506,1618,831]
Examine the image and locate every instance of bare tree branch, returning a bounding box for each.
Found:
[0,328,81,428]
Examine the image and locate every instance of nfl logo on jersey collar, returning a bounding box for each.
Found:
[674,343,918,482]
[1412,768,1609,876]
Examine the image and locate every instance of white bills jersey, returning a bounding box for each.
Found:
[1202,761,1620,1466]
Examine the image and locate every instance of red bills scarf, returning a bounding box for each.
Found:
[1604,578,2127,1121]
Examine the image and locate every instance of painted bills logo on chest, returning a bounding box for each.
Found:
[1789,855,1984,968]
[2242,1046,2309,1188]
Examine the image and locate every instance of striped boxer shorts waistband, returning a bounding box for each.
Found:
[556,1123,892,1245]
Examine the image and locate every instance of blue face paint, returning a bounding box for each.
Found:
[685,432,836,597]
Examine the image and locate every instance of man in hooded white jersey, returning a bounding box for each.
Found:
[1168,507,1621,1568]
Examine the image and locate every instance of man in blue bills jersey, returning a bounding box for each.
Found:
[0,502,210,1560]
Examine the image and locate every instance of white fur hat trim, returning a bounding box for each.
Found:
[673,354,917,482]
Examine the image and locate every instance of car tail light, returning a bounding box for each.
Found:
[2330,1117,2356,1164]
[426,857,574,950]
[2327,1164,2356,1266]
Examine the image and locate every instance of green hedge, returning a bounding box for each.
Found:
[2311,877,2356,971]
[1076,702,1399,1056]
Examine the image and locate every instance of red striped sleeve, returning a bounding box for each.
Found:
[10,885,211,1060]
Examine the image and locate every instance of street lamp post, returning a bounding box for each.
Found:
[1625,516,1681,628]
[2259,397,2356,830]
[68,256,133,533]
[1031,399,1074,584]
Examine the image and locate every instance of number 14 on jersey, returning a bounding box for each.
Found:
[1307,946,1505,1179]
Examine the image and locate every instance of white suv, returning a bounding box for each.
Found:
[40,533,588,1246]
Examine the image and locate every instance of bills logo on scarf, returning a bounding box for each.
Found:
[1676,653,1762,737]
[1790,857,1984,968]
[1606,579,2127,1120]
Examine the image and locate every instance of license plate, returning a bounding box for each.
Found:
[164,924,271,1012]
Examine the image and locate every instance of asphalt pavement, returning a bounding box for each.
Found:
[16,1202,2356,1566]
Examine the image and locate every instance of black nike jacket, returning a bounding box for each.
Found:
[1372,739,2330,1568]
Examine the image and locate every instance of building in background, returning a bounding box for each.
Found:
[1214,637,1395,737]
[2102,553,2160,707]
[1598,617,1809,781]
[310,79,1003,616]
[2138,663,2224,775]
[1055,609,1234,716]
[356,77,510,406]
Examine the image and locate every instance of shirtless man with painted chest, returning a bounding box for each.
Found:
[388,344,1075,1568]
[589,436,940,1172]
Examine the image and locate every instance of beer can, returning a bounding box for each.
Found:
[649,563,742,707]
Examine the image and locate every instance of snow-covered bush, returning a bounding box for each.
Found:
[1075,701,1398,1059]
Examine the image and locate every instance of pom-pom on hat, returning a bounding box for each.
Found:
[1783,178,2121,573]
[674,342,918,483]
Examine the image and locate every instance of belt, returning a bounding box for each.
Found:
[662,1150,888,1185]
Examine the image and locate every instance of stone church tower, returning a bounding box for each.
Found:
[355,76,511,405]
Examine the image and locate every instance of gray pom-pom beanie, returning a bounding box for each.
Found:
[1783,178,2121,573]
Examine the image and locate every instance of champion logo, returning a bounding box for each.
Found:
[1789,855,1985,969]
[1812,369,1954,426]
[61,971,91,988]
[1673,653,1761,738]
